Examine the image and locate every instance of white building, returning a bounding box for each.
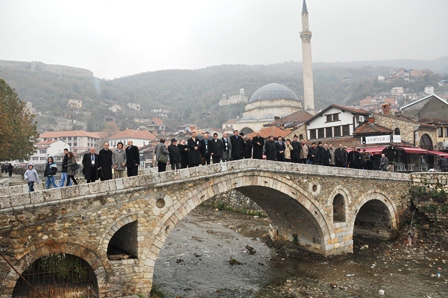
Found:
[108,129,157,148]
[30,140,70,164]
[127,103,141,111]
[305,104,369,140]
[40,130,101,153]
[219,89,248,106]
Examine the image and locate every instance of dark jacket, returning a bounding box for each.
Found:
[98,148,113,180]
[82,153,99,179]
[61,154,69,173]
[291,140,301,160]
[265,140,276,161]
[187,137,202,165]
[126,145,140,167]
[168,144,182,164]
[315,145,325,165]
[252,136,264,159]
[200,138,211,158]
[308,146,317,164]
[210,138,223,158]
[178,144,189,166]
[44,158,58,177]
[230,135,244,159]
[244,139,252,158]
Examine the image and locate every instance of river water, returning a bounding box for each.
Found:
[153,207,448,298]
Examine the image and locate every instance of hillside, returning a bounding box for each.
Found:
[0,58,447,132]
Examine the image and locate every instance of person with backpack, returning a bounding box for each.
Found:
[24,163,39,192]
[66,151,78,186]
[44,156,58,189]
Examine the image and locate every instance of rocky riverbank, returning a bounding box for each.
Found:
[151,206,448,298]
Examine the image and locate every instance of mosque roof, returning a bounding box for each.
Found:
[249,83,300,103]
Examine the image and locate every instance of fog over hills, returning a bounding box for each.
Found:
[0,57,447,132]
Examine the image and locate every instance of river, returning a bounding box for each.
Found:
[153,207,448,298]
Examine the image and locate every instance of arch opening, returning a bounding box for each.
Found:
[333,194,346,222]
[237,185,325,251]
[354,199,393,240]
[12,253,98,297]
[240,127,254,135]
[107,220,138,259]
[419,133,433,150]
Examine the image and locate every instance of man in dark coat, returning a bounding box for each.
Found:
[243,136,252,159]
[221,132,231,162]
[210,133,223,164]
[308,142,317,164]
[168,139,182,170]
[200,133,211,165]
[315,141,325,165]
[59,148,71,187]
[347,147,361,169]
[265,135,276,161]
[82,148,100,183]
[252,131,264,159]
[276,136,286,161]
[126,140,140,176]
[178,140,189,168]
[187,132,202,167]
[98,142,113,180]
[229,130,244,160]
[291,135,301,163]
[334,144,347,167]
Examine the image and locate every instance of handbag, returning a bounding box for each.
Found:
[157,154,168,163]
[72,163,80,170]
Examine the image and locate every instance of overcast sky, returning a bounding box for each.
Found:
[1,0,447,79]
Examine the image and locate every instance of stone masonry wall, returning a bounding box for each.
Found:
[410,173,448,227]
[0,160,413,297]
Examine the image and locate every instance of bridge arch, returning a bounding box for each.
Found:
[99,213,139,259]
[351,190,399,240]
[1,242,112,295]
[143,173,332,267]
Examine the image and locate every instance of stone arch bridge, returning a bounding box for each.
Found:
[0,160,412,297]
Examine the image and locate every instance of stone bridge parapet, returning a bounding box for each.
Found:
[0,160,414,297]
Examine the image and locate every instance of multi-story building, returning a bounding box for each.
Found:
[40,130,101,153]
[29,140,70,164]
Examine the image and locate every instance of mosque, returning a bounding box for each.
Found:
[229,0,315,135]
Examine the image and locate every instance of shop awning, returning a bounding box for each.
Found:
[396,147,428,154]
[346,146,386,155]
[427,150,448,158]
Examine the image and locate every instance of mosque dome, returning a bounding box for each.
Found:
[249,83,300,103]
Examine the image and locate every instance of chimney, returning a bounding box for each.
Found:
[381,103,391,115]
[367,116,375,124]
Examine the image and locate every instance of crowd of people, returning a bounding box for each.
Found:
[153,129,386,172]
[19,129,448,192]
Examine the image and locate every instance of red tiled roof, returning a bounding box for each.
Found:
[40,130,101,139]
[150,117,164,125]
[109,129,156,141]
[246,127,290,139]
[353,122,393,135]
[266,110,313,127]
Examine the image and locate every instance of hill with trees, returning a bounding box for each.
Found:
[0,58,447,132]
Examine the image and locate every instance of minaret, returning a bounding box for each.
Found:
[300,0,315,113]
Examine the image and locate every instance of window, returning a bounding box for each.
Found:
[310,129,316,139]
[325,113,340,122]
[334,126,341,137]
[342,125,350,136]
[394,128,400,135]
[444,127,448,137]
[318,128,325,139]
[299,134,304,140]
[439,127,443,137]
[326,127,333,138]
